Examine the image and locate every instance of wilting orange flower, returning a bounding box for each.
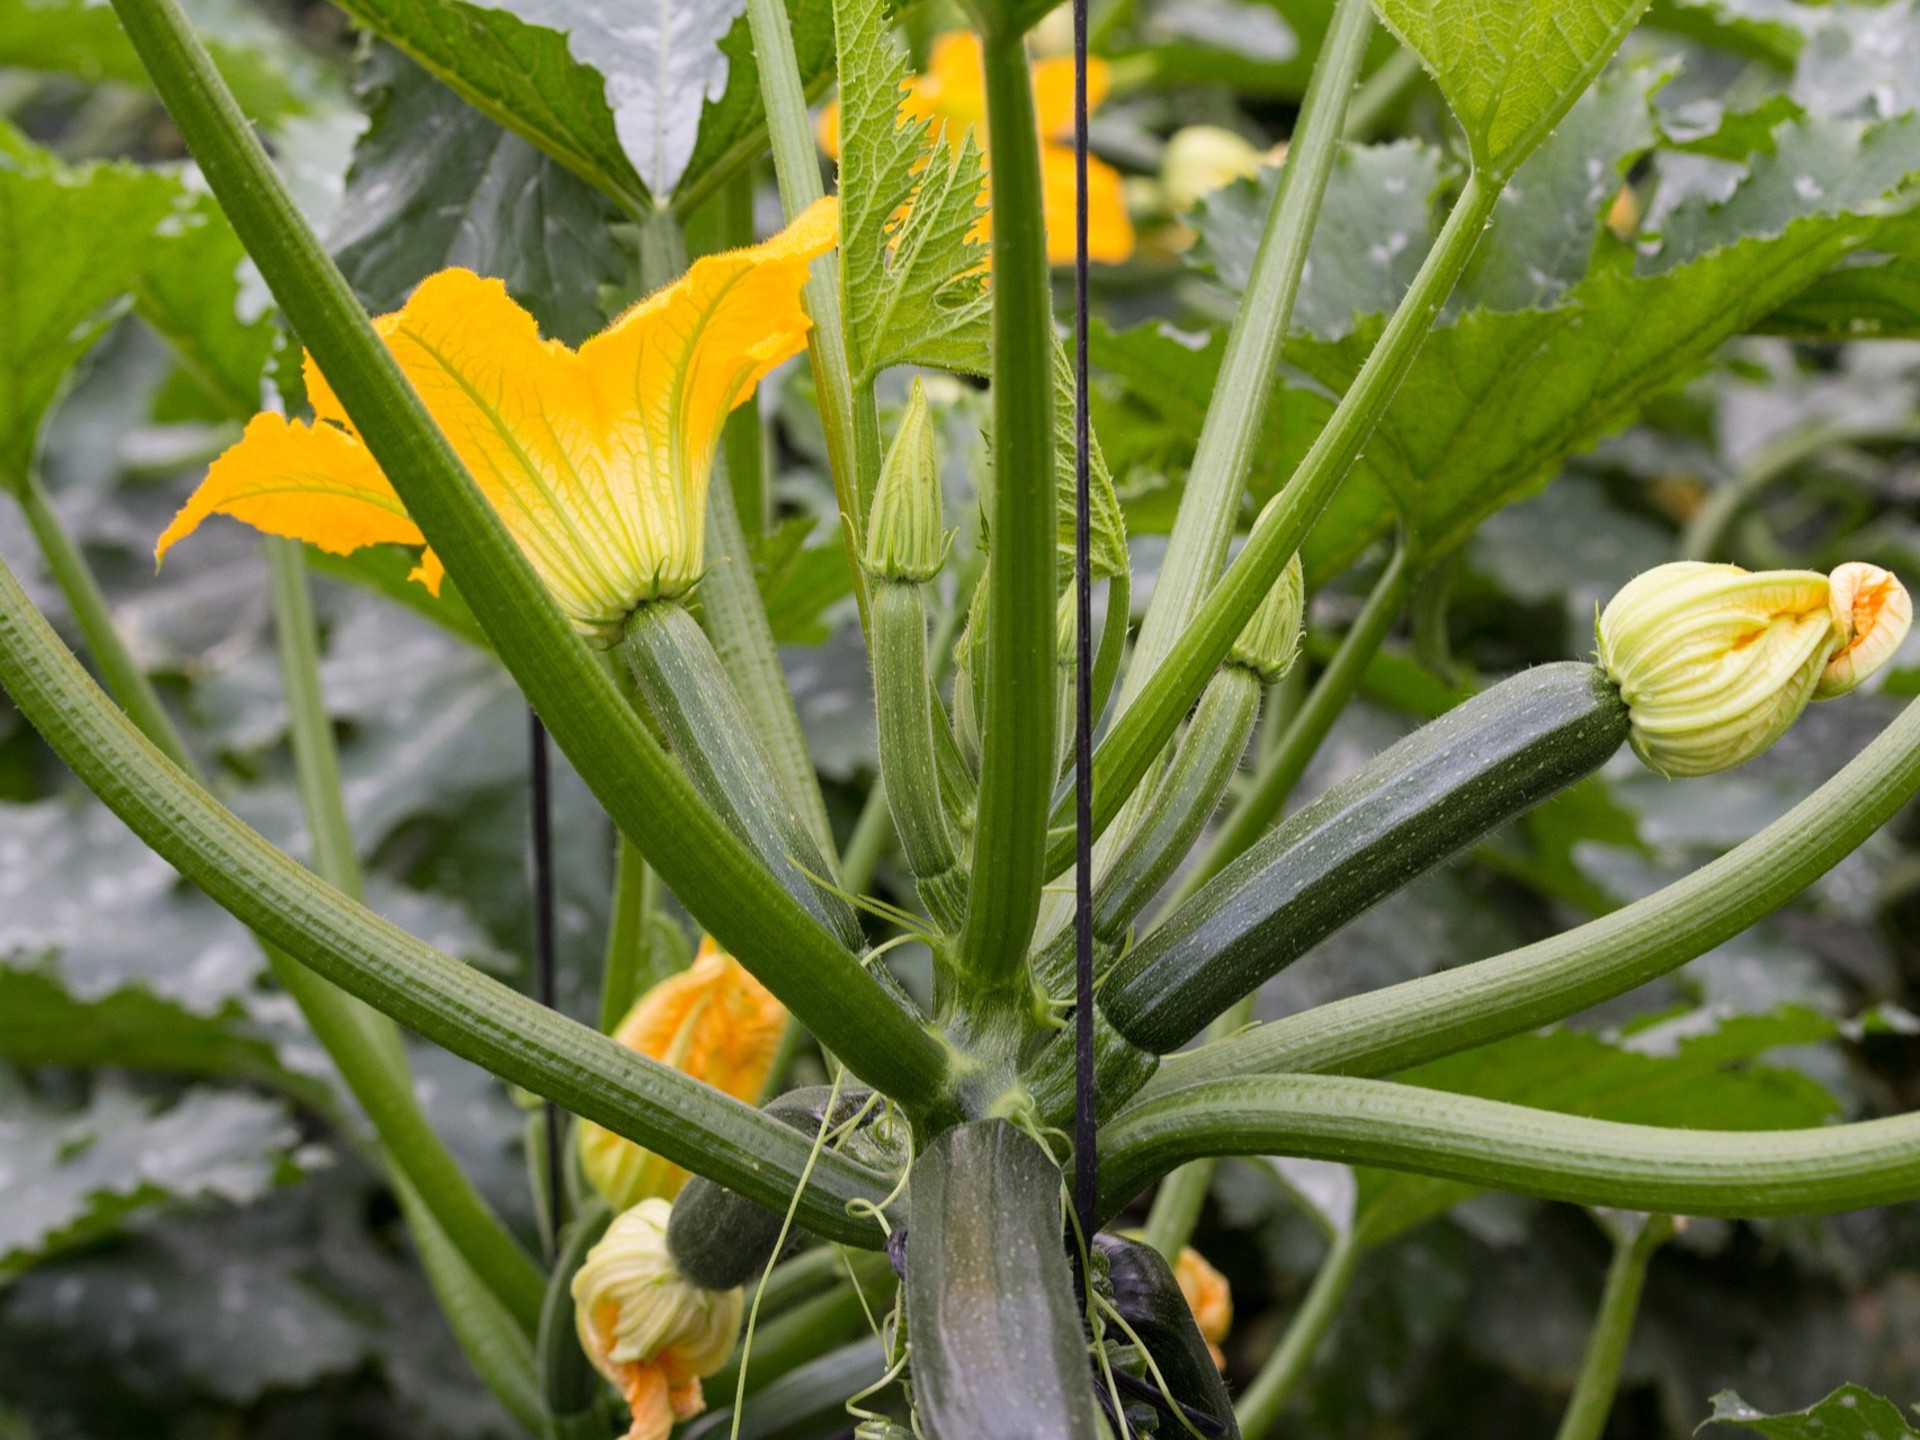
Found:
[156,199,839,640]
[1174,1245,1233,1369]
[579,938,789,1211]
[818,31,1134,266]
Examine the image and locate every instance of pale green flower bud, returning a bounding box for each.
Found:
[1160,125,1283,212]
[1227,553,1305,684]
[573,1199,743,1440]
[863,378,947,583]
[1597,560,1909,778]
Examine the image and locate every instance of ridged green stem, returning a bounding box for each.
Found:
[1049,169,1503,875]
[598,836,658,1030]
[841,776,895,895]
[622,600,862,949]
[1234,1229,1360,1438]
[1137,998,1255,1260]
[743,0,872,624]
[104,0,952,1112]
[1098,1074,1920,1221]
[17,471,190,769]
[1182,544,1410,895]
[704,171,770,537]
[956,25,1058,1009]
[1554,1215,1675,1440]
[1153,691,1920,1092]
[871,580,967,930]
[1120,0,1373,709]
[0,549,899,1242]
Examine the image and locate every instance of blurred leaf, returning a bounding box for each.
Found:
[135,194,276,422]
[0,1078,298,1278]
[1701,1385,1920,1437]
[328,46,629,347]
[0,0,328,123]
[0,138,184,489]
[1758,249,1920,339]
[834,0,991,382]
[1371,0,1651,175]
[751,516,855,646]
[1190,139,1449,338]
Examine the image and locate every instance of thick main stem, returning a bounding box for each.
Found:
[956,26,1058,1007]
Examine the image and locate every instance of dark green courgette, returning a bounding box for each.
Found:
[1094,1234,1239,1439]
[668,1087,883,1290]
[1102,662,1630,1053]
[905,1120,1101,1440]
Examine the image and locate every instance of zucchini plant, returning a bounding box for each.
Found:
[4,0,1920,1433]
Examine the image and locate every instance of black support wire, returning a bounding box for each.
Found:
[1071,0,1098,1245]
[528,710,564,1247]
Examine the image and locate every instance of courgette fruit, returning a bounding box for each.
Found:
[668,1087,882,1290]
[1102,662,1630,1053]
[1095,1234,1238,1439]
[905,1120,1101,1439]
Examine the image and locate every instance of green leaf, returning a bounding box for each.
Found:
[332,0,834,212]
[1352,1008,1841,1245]
[1370,0,1652,175]
[1700,1386,1920,1439]
[0,0,327,122]
[0,140,185,489]
[1757,248,1920,339]
[833,0,991,383]
[0,1077,297,1278]
[751,515,856,645]
[135,192,277,420]
[328,46,629,347]
[1292,111,1920,571]
[1190,140,1451,339]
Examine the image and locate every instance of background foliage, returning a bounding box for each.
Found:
[2,0,1920,1434]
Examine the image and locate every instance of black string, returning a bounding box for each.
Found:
[529,709,564,1246]
[1071,0,1098,1245]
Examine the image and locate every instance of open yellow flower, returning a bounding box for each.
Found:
[156,198,839,640]
[1173,1245,1233,1369]
[579,938,789,1211]
[817,31,1134,266]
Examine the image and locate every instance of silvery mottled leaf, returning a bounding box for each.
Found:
[0,1078,298,1277]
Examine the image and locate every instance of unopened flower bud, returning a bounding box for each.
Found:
[1228,553,1305,683]
[1598,560,1911,778]
[1817,562,1912,698]
[1161,125,1282,213]
[579,939,787,1211]
[1173,1246,1233,1370]
[863,378,947,583]
[574,1199,743,1440]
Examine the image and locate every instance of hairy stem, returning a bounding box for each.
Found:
[1234,1229,1361,1438]
[1554,1215,1675,1440]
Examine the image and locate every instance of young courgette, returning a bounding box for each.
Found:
[1100,661,1631,1053]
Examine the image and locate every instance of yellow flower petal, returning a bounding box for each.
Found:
[578,938,790,1210]
[154,412,437,586]
[1032,53,1111,143]
[1040,144,1136,265]
[160,200,837,636]
[1818,562,1912,698]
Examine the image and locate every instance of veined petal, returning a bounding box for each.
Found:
[157,412,437,585]
[576,196,836,611]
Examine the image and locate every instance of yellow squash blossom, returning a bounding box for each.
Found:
[579,938,789,1211]
[156,198,839,640]
[1173,1245,1233,1369]
[1598,560,1912,777]
[573,1198,743,1440]
[818,31,1134,266]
